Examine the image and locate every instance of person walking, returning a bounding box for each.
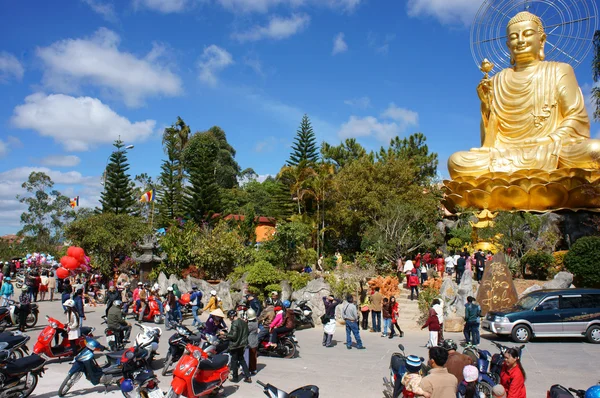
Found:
[500,348,526,398]
[322,295,339,347]
[389,296,404,338]
[369,287,382,333]
[73,289,85,326]
[17,289,30,332]
[432,299,444,343]
[204,290,222,312]
[419,346,458,398]
[189,285,203,327]
[39,271,49,301]
[47,271,56,301]
[422,306,441,348]
[464,296,481,346]
[342,294,365,350]
[246,309,259,376]
[381,298,391,338]
[0,277,14,306]
[456,253,466,284]
[64,299,81,355]
[408,270,420,301]
[359,291,370,331]
[222,310,252,383]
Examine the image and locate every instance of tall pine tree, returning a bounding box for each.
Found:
[287,114,319,166]
[183,132,221,223]
[100,139,136,215]
[592,30,600,121]
[158,117,189,226]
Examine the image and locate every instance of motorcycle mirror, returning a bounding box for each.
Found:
[420,357,425,362]
[398,344,404,351]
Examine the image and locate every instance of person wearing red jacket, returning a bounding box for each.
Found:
[407,271,420,301]
[500,347,527,398]
[421,307,440,347]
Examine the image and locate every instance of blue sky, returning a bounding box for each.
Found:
[0,0,598,235]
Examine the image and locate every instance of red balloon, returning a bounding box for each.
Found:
[67,246,86,262]
[56,267,70,279]
[60,256,79,270]
[179,293,191,305]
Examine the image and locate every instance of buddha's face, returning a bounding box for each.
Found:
[506,20,546,64]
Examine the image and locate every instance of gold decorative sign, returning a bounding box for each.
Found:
[476,262,519,316]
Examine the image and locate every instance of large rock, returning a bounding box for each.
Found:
[520,284,542,298]
[280,280,292,302]
[157,272,169,295]
[543,272,574,290]
[291,278,331,325]
[476,262,519,316]
[456,270,475,318]
[440,277,459,317]
[444,316,465,332]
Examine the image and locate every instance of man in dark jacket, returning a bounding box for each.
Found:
[107,300,131,341]
[73,289,85,325]
[247,294,262,317]
[105,285,121,316]
[222,310,251,383]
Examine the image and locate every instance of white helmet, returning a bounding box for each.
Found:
[64,299,75,308]
[210,290,217,296]
[167,287,173,292]
[246,308,257,321]
[153,283,160,291]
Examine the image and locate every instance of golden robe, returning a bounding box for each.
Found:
[448,62,600,179]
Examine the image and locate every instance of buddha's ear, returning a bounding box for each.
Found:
[539,33,547,61]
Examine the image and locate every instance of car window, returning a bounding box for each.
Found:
[538,297,559,311]
[580,294,600,309]
[560,296,582,309]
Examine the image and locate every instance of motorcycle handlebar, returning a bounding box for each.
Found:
[257,380,266,388]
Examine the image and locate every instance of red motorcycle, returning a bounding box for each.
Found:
[165,343,230,398]
[33,315,95,359]
[133,296,164,324]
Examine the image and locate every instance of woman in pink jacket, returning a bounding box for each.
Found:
[268,306,284,348]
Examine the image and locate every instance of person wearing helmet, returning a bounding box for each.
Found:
[0,275,13,306]
[586,386,600,398]
[189,285,203,328]
[164,286,177,330]
[221,309,251,383]
[64,299,81,354]
[204,289,222,312]
[265,291,282,308]
[107,299,131,342]
[500,347,526,398]
[443,338,473,384]
[246,308,259,375]
[105,285,121,316]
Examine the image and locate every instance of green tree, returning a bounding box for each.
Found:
[592,30,600,121]
[565,236,600,287]
[205,126,242,189]
[277,162,316,215]
[287,114,319,166]
[158,117,190,226]
[260,220,312,269]
[132,173,158,223]
[100,139,136,214]
[17,171,74,249]
[159,221,201,270]
[321,138,369,169]
[65,212,149,275]
[378,133,438,184]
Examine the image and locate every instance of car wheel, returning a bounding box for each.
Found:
[586,325,600,344]
[511,324,531,343]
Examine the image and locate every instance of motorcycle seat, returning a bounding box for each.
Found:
[81,326,94,336]
[0,307,8,315]
[0,333,28,347]
[105,350,125,360]
[189,335,203,343]
[4,354,45,376]
[198,354,228,370]
[289,385,320,398]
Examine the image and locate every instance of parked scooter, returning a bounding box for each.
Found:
[162,324,203,376]
[383,344,426,398]
[101,315,127,352]
[258,380,320,398]
[0,331,30,359]
[293,300,314,329]
[164,343,230,398]
[134,323,162,365]
[547,385,587,398]
[0,300,39,331]
[0,343,47,398]
[33,315,95,360]
[463,341,525,386]
[257,330,297,358]
[133,297,164,324]
[120,368,164,398]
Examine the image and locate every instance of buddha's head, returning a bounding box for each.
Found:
[506,11,546,66]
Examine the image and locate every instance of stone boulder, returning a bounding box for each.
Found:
[291,278,331,325]
[440,277,459,317]
[157,272,169,295]
[520,284,542,298]
[543,272,574,290]
[456,270,475,318]
[476,262,519,316]
[444,316,464,332]
[280,280,292,302]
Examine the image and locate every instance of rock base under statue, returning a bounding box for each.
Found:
[443,168,600,212]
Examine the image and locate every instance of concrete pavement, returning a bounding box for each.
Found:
[17,300,600,397]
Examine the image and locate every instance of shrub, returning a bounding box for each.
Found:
[548,250,568,279]
[520,250,555,280]
[286,271,312,291]
[565,236,600,287]
[367,276,400,298]
[447,237,464,252]
[505,255,520,278]
[418,286,439,324]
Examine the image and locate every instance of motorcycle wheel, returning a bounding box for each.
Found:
[21,373,40,398]
[25,312,38,328]
[16,283,23,289]
[280,338,296,359]
[10,347,24,360]
[309,318,315,328]
[161,351,172,376]
[58,371,83,397]
[153,314,162,324]
[164,388,180,398]
[478,380,493,398]
[96,293,105,304]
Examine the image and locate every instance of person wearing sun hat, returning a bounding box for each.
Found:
[400,355,427,398]
[457,365,481,398]
[204,308,227,336]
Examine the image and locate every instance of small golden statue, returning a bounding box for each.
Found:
[444,11,600,212]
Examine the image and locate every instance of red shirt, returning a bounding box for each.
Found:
[436,257,445,272]
[500,363,526,398]
[415,254,421,267]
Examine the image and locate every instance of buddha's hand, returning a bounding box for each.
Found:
[477,78,493,109]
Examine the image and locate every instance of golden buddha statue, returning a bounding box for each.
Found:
[444,11,600,212]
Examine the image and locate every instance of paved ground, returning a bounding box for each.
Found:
[19,300,600,397]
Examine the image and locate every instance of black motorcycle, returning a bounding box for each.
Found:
[0,301,39,331]
[0,348,46,398]
[258,380,319,398]
[0,332,30,359]
[293,300,314,329]
[162,324,203,376]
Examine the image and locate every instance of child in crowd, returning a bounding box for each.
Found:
[401,355,430,398]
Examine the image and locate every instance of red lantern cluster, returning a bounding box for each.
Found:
[57,246,90,279]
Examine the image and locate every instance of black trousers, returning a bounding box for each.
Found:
[229,347,250,380]
[361,310,369,330]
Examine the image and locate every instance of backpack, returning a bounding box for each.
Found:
[408,275,419,287]
[284,309,295,329]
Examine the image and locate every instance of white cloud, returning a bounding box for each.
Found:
[82,0,118,21]
[36,28,182,107]
[406,0,484,26]
[244,56,265,77]
[198,45,233,86]
[344,97,371,109]
[0,140,7,157]
[133,0,189,13]
[11,93,156,151]
[0,52,24,83]
[254,136,277,152]
[232,14,310,42]
[338,103,419,142]
[40,155,82,167]
[0,167,101,189]
[216,0,361,13]
[7,136,23,148]
[332,32,348,55]
[367,32,396,54]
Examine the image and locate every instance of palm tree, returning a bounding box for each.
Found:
[306,162,335,258]
[277,161,316,215]
[593,30,600,121]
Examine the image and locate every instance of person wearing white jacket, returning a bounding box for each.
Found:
[432,299,444,343]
